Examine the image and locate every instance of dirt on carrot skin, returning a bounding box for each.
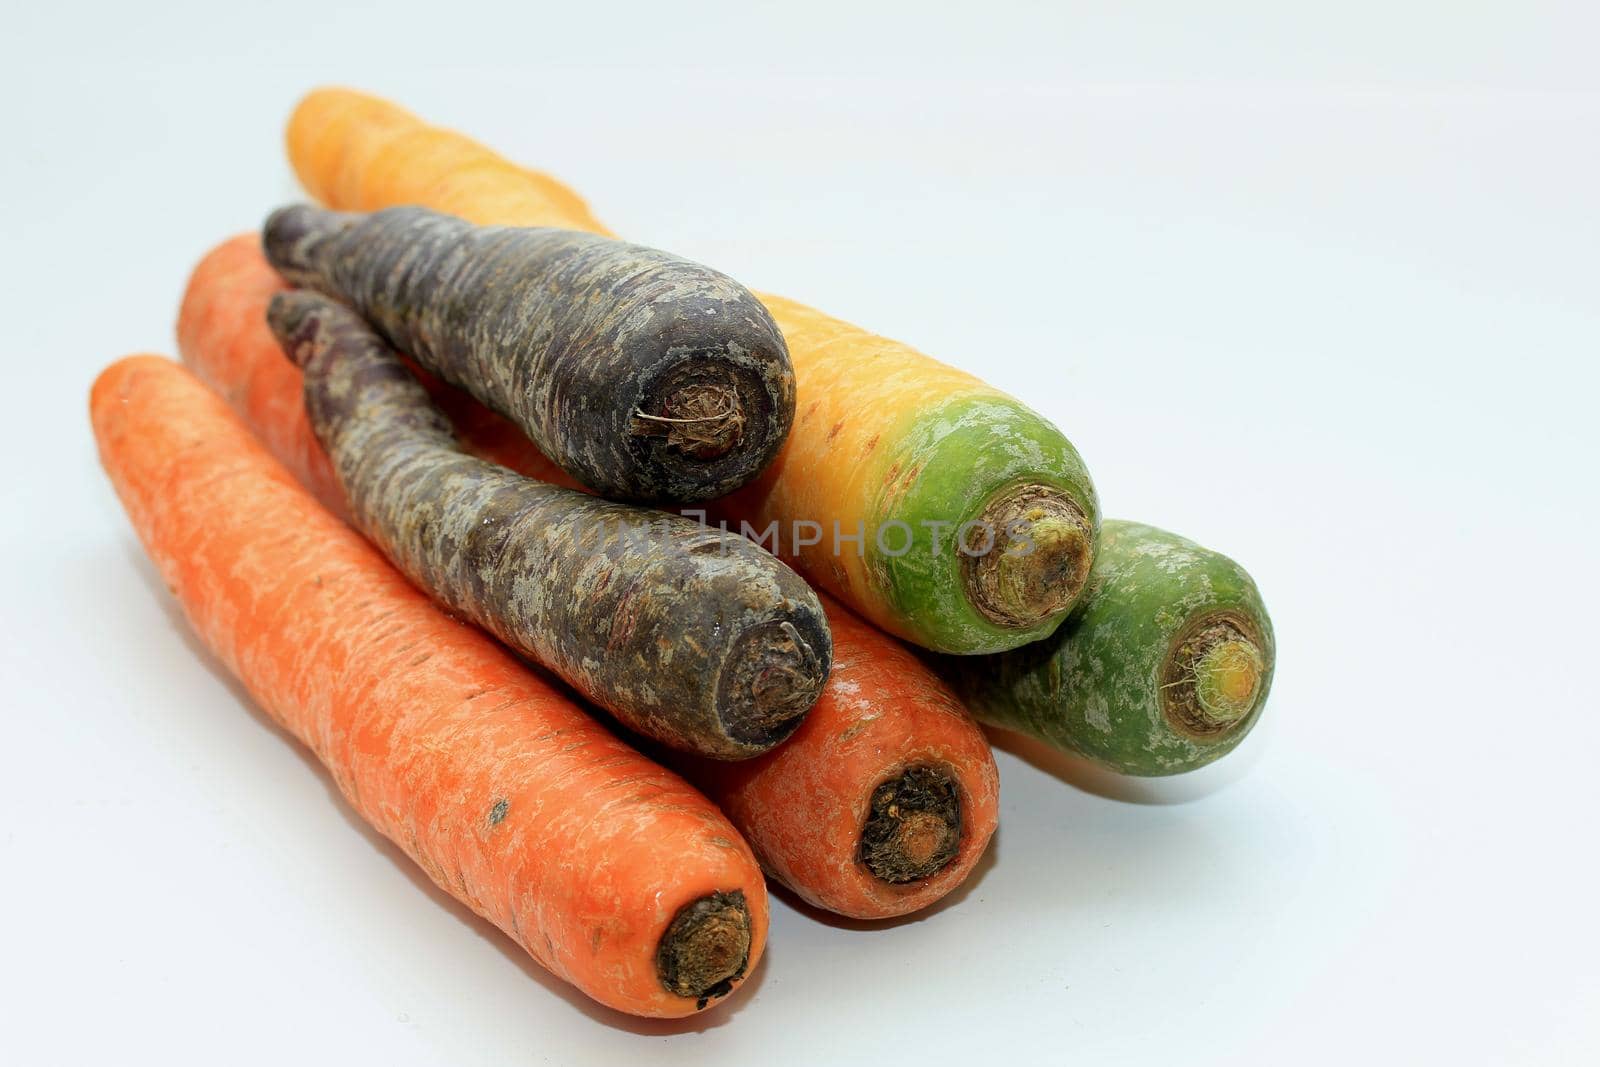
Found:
[263,203,794,504]
[268,289,830,760]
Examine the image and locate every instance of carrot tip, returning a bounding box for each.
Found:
[858,765,962,884]
[264,290,329,369]
[655,890,752,1006]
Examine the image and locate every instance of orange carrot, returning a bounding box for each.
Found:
[683,597,1000,919]
[91,355,767,1017]
[179,236,1000,920]
[284,87,1102,656]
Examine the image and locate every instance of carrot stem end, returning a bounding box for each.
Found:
[656,891,752,1007]
[858,766,962,884]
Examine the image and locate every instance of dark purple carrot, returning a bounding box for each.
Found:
[262,203,794,504]
[266,289,830,759]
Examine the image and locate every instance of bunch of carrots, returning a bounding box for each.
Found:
[92,88,1276,1020]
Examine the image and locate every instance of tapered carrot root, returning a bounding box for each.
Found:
[285,87,1101,655]
[681,597,1000,919]
[91,356,767,1017]
[179,237,1000,918]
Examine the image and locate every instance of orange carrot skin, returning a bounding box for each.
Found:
[91,356,767,1018]
[175,236,345,512]
[179,238,999,919]
[684,597,999,919]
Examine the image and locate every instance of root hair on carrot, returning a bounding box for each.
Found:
[1161,610,1268,738]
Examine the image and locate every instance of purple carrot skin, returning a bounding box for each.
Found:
[267,289,831,760]
[263,204,795,504]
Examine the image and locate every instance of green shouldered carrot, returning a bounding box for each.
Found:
[942,520,1275,776]
[263,203,795,505]
[267,289,830,760]
[284,87,1100,655]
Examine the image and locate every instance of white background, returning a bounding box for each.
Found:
[4,2,1598,1063]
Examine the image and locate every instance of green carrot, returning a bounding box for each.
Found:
[943,520,1275,776]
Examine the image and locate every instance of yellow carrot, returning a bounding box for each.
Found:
[286,88,1100,655]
